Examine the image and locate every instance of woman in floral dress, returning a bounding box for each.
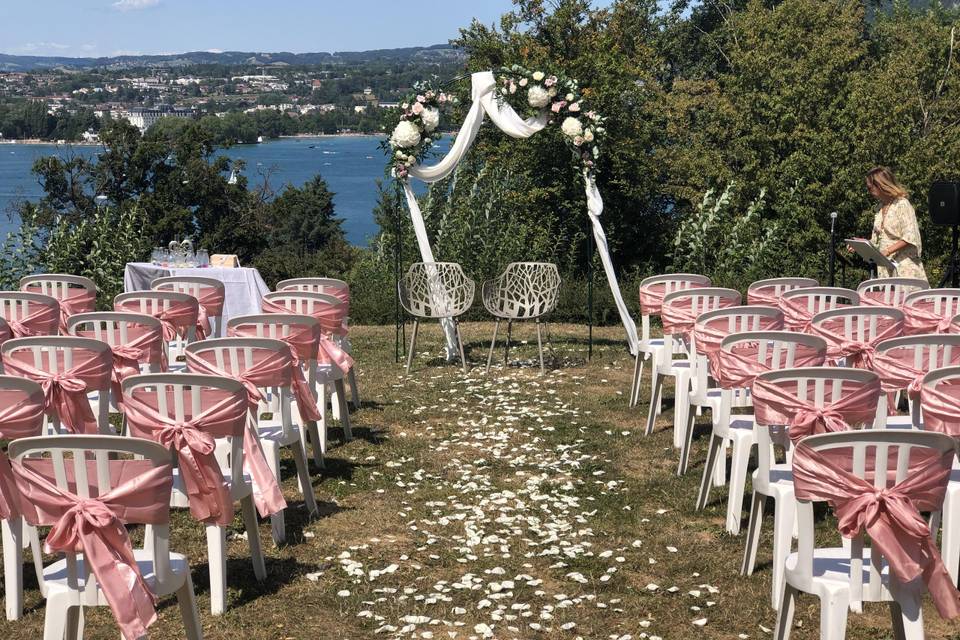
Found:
[866,166,928,282]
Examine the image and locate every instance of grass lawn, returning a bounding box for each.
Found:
[2,321,959,639]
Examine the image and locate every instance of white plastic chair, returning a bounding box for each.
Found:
[0,376,46,621]
[122,373,266,615]
[629,273,711,408]
[276,277,360,407]
[872,334,960,429]
[227,314,329,467]
[8,433,203,639]
[481,262,561,375]
[779,287,860,332]
[114,290,200,365]
[398,262,475,374]
[902,288,960,334]
[67,311,166,412]
[695,331,827,535]
[746,277,818,306]
[261,291,354,442]
[152,275,226,338]
[185,337,319,544]
[677,305,785,477]
[743,367,883,609]
[1,336,113,436]
[808,306,905,367]
[645,287,740,448]
[856,277,928,307]
[775,429,956,640]
[0,291,61,337]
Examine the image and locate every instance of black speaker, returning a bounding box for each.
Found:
[930,181,960,226]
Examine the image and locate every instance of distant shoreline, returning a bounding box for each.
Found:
[0,132,385,147]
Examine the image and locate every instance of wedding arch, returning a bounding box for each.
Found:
[386,68,639,357]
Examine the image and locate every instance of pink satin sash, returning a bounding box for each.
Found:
[860,289,911,308]
[0,387,45,519]
[661,295,739,338]
[0,318,10,348]
[809,314,903,369]
[261,297,353,373]
[22,287,96,333]
[748,286,802,307]
[779,297,850,332]
[638,280,707,316]
[114,297,201,342]
[226,323,324,424]
[12,457,173,640]
[919,380,960,436]
[194,287,224,337]
[183,350,292,518]
[711,342,825,390]
[2,349,112,434]
[903,300,955,335]
[693,313,784,359]
[121,389,247,525]
[792,442,960,618]
[1,300,60,337]
[752,376,881,442]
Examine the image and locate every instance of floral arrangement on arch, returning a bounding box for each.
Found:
[385,83,458,179]
[497,64,605,175]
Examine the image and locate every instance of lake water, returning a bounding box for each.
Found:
[0,135,445,247]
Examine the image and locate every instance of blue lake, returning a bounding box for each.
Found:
[0,135,446,247]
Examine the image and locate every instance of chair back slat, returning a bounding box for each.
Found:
[857,277,928,307]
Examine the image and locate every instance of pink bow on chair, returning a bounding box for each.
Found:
[919,380,960,436]
[122,391,247,525]
[903,301,954,335]
[55,290,96,333]
[809,316,903,369]
[115,298,200,342]
[183,350,290,518]
[693,314,784,360]
[752,376,880,442]
[195,287,225,337]
[710,342,825,390]
[4,302,60,338]
[872,350,942,400]
[2,351,111,434]
[792,442,960,618]
[260,298,354,374]
[779,297,849,332]
[0,389,45,519]
[226,324,324,424]
[638,281,707,316]
[12,458,174,640]
[747,287,785,307]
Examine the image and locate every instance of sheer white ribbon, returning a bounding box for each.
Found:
[401,71,639,357]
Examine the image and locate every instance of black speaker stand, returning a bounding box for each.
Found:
[939,224,960,288]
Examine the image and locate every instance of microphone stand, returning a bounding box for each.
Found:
[829,212,838,286]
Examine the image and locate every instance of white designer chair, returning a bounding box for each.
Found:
[398,262,475,374]
[481,262,561,375]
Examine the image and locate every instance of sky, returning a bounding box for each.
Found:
[0,0,524,58]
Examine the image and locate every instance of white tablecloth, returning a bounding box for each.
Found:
[123,263,271,326]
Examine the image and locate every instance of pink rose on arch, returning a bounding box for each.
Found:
[438,94,448,103]
[551,101,567,113]
[568,102,581,112]
[412,102,424,115]
[545,75,558,87]
[573,135,584,146]
[416,95,426,103]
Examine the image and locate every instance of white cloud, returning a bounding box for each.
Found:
[112,0,161,11]
[205,48,224,54]
[110,49,144,57]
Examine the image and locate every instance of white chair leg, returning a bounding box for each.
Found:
[770,495,796,610]
[405,319,420,374]
[941,490,959,584]
[486,319,501,373]
[629,353,643,408]
[42,593,72,640]
[889,590,923,640]
[725,439,752,535]
[818,591,850,640]
[28,524,47,598]
[334,379,353,441]
[347,367,360,409]
[205,525,227,615]
[773,583,797,640]
[176,571,204,640]
[645,372,664,436]
[536,320,545,376]
[672,373,690,449]
[3,518,23,621]
[695,434,722,511]
[741,491,765,575]
[265,444,285,546]
[714,440,728,487]
[677,405,698,476]
[241,495,267,581]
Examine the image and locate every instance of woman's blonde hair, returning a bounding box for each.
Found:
[866,166,908,202]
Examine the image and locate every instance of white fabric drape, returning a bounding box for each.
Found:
[401,71,639,357]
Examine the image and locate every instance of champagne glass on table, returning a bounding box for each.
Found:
[197,249,210,268]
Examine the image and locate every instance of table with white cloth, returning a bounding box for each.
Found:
[123,263,271,327]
